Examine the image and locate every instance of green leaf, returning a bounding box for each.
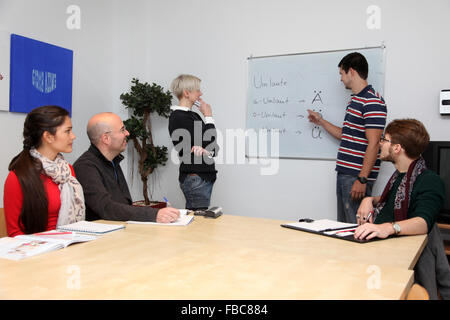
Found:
[120,78,171,201]
[143,145,168,171]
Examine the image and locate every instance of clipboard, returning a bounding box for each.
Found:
[280,219,384,244]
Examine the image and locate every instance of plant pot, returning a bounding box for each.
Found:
[133,201,167,209]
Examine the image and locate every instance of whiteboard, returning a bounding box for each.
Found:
[246,46,385,160]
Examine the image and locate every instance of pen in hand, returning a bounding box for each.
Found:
[366,210,373,223]
[163,197,171,207]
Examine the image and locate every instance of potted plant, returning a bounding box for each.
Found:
[120,78,172,207]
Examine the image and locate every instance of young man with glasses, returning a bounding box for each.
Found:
[74,112,180,223]
[355,118,444,235]
[307,52,387,223]
[353,119,449,299]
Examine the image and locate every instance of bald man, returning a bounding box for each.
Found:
[74,112,180,223]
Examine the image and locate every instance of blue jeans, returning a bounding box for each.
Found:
[336,173,374,224]
[180,174,214,210]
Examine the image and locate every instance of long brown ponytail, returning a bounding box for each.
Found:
[8,106,69,234]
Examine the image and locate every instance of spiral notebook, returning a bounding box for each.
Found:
[57,221,125,234]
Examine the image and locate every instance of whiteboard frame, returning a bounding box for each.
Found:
[247,44,386,61]
[245,44,387,161]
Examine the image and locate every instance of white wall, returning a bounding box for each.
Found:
[138,0,450,221]
[0,0,145,206]
[1,0,450,222]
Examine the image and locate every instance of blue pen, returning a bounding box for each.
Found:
[163,197,171,207]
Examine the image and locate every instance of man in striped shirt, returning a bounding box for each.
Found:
[307,52,387,223]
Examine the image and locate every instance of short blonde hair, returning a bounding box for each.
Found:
[170,74,201,99]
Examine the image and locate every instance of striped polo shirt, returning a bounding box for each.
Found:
[336,85,387,180]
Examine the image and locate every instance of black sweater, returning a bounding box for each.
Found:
[73,144,159,221]
[168,109,219,183]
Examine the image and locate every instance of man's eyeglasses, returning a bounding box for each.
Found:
[380,136,391,143]
[119,127,127,134]
[104,127,127,135]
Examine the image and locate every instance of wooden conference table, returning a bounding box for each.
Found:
[0,214,427,300]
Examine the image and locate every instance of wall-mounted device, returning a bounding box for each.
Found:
[441,90,450,115]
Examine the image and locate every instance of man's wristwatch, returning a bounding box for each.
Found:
[357,176,368,184]
[392,222,401,235]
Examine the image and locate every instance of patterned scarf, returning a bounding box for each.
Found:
[374,156,427,222]
[30,148,85,226]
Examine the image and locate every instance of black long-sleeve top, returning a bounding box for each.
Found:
[168,107,219,183]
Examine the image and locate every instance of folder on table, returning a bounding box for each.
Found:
[281,219,383,243]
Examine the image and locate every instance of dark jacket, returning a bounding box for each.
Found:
[73,144,158,221]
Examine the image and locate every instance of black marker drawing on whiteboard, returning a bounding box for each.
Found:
[253,75,287,89]
[311,90,323,104]
[253,75,268,89]
[261,126,287,135]
[310,90,324,139]
[312,125,323,139]
[295,114,304,135]
[311,108,323,139]
[252,111,286,119]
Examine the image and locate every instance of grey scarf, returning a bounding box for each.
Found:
[30,148,85,226]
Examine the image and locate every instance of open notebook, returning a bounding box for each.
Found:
[0,232,96,261]
[57,221,125,234]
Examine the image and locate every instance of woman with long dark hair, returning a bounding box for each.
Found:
[4,106,85,236]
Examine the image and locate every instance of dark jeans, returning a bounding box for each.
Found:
[336,173,374,224]
[180,174,214,210]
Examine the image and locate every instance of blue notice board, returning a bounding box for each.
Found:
[10,34,73,114]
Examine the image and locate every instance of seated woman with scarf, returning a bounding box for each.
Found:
[4,105,85,236]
